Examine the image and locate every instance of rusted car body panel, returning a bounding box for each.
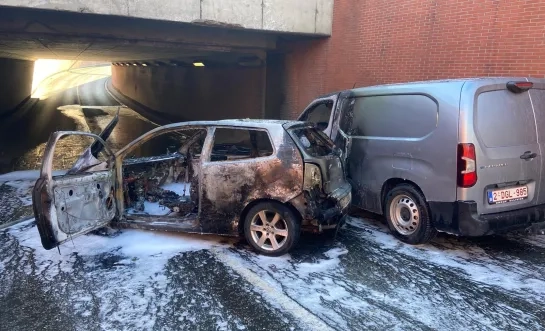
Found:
[33,131,117,249]
[111,120,306,235]
[33,119,351,250]
[199,125,304,235]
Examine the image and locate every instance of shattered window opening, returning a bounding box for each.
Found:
[126,129,204,159]
[210,128,274,162]
[122,128,206,218]
[51,135,110,173]
[291,127,334,157]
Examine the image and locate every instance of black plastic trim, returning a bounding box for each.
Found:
[429,200,545,236]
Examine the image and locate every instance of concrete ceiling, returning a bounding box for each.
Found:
[0,6,316,63]
[0,34,262,64]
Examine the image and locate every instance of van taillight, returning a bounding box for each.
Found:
[507,81,533,93]
[457,143,477,188]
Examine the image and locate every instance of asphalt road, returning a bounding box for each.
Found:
[1,210,545,330]
[1,68,545,330]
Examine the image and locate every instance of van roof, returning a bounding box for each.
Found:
[313,77,545,98]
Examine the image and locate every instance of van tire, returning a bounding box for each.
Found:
[243,201,300,256]
[384,184,437,245]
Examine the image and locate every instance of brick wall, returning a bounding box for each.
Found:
[281,0,545,119]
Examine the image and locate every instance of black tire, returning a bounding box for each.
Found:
[244,201,300,256]
[384,184,437,245]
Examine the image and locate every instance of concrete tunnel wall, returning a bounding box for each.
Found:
[111,64,266,122]
[0,58,34,116]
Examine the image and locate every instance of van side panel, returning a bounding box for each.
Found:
[343,82,463,214]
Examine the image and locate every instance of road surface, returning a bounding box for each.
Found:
[1,67,545,330]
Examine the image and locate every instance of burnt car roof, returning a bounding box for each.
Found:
[155,119,310,131]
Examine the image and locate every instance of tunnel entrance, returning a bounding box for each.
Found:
[0,6,323,173]
[110,51,268,124]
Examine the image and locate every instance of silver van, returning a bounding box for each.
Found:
[298,78,545,244]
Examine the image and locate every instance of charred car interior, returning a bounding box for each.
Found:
[122,128,205,219]
[122,128,275,218]
[32,116,352,256]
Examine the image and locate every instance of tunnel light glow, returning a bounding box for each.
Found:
[142,63,148,67]
[31,59,112,100]
[193,62,205,67]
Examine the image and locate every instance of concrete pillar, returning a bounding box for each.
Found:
[0,58,34,116]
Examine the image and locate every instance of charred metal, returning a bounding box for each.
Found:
[32,118,352,255]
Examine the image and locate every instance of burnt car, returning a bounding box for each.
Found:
[32,115,351,256]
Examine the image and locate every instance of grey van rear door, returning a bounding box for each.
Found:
[528,79,545,206]
[459,79,541,215]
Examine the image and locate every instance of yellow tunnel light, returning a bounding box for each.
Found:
[193,61,205,67]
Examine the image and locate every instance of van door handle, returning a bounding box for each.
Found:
[520,151,538,160]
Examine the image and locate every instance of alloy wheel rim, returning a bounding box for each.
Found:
[250,210,289,251]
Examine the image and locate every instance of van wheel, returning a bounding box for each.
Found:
[384,184,437,245]
[244,202,300,256]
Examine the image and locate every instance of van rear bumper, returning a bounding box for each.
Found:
[429,201,545,236]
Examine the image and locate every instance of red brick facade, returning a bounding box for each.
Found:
[281,0,545,118]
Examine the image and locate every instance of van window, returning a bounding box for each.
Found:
[350,95,437,138]
[303,101,334,130]
[476,90,536,148]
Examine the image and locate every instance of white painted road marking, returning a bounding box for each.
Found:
[212,248,335,331]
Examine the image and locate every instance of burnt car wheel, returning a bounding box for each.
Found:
[244,202,300,256]
[384,184,437,245]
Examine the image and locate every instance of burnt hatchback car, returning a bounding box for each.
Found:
[32,116,351,256]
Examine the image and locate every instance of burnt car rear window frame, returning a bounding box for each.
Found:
[206,126,276,164]
[287,125,335,159]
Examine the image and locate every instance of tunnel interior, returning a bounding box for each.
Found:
[0,5,319,173]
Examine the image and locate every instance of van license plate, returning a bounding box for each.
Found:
[488,186,528,204]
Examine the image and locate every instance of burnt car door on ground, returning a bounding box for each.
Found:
[119,127,207,228]
[200,127,275,234]
[33,132,117,249]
